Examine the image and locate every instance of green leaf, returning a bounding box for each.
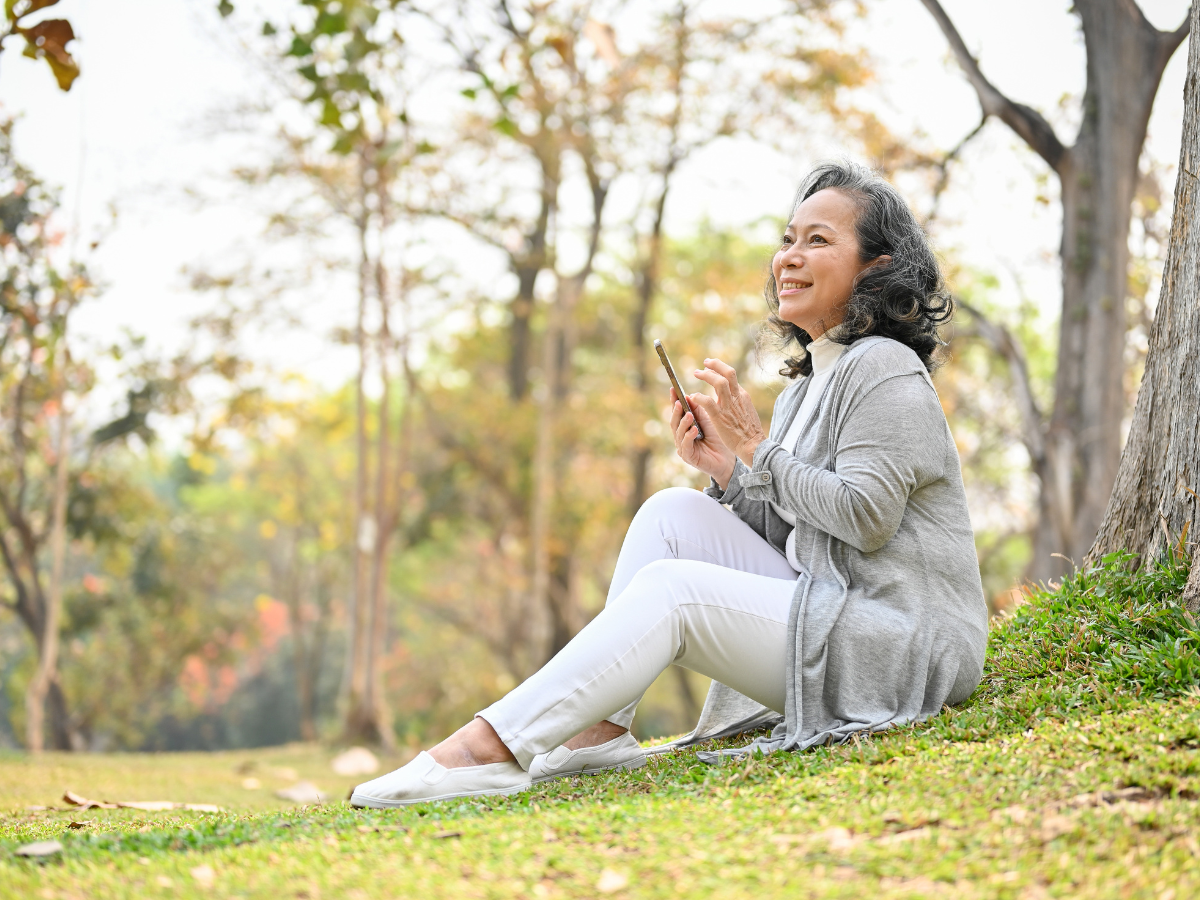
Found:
[415,141,436,155]
[500,84,520,100]
[460,88,477,100]
[261,21,277,36]
[287,34,313,58]
[320,99,342,128]
[217,0,234,18]
[314,10,347,35]
[493,116,518,138]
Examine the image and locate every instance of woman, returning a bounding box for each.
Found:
[351,161,988,808]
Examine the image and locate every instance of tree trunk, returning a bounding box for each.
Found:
[25,369,69,753]
[365,209,396,750]
[1033,2,1184,579]
[508,168,557,402]
[920,0,1190,582]
[1089,4,1200,583]
[342,154,375,743]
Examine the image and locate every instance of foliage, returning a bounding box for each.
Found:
[0,0,79,90]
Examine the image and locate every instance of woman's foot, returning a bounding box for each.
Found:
[351,717,527,808]
[530,721,645,783]
[428,716,517,769]
[564,719,628,750]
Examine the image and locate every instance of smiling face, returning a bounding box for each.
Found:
[772,188,875,339]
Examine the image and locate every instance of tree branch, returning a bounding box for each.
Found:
[956,298,1046,467]
[927,115,986,225]
[918,0,1068,173]
[1159,5,1193,69]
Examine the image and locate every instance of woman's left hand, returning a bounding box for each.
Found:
[690,358,768,467]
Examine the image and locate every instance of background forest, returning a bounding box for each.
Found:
[0,0,1189,755]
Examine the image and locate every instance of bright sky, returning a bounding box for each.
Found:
[2,0,1192,398]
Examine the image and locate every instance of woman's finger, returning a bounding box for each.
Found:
[693,367,733,405]
[704,358,740,392]
[674,405,695,448]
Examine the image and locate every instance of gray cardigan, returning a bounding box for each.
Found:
[656,335,988,758]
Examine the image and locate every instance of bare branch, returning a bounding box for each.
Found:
[927,116,986,225]
[956,298,1046,467]
[918,0,1067,173]
[1161,5,1193,65]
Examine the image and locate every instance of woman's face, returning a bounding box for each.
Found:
[771,188,876,339]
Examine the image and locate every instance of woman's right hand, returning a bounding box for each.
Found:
[671,388,737,490]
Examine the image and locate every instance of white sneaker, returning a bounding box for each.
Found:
[529,732,647,783]
[350,751,532,808]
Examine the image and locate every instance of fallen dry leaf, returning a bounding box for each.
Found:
[432,830,463,840]
[63,790,220,813]
[15,840,63,857]
[815,826,860,852]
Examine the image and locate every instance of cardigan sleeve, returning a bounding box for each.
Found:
[738,372,947,553]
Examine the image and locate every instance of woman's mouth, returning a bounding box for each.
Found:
[779,280,812,296]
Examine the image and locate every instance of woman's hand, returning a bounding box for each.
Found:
[691,358,768,468]
[670,388,737,489]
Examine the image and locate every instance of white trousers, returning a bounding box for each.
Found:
[478,487,799,769]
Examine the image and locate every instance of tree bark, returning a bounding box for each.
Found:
[920,0,1191,581]
[1089,3,1200,579]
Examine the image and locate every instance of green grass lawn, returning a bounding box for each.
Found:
[3,553,1199,899]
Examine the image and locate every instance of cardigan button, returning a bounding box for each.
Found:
[760,472,771,483]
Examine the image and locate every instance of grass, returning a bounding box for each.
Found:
[2,552,1198,899]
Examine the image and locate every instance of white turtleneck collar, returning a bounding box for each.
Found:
[807,329,847,376]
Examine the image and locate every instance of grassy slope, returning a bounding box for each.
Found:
[3,554,1199,899]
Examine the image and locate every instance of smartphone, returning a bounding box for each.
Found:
[654,339,703,441]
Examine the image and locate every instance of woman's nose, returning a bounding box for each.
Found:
[780,245,804,268]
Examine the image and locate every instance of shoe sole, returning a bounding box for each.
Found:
[350,781,533,809]
[531,755,647,785]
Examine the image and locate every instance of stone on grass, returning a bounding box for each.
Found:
[331,746,379,776]
[275,781,326,804]
[597,868,629,893]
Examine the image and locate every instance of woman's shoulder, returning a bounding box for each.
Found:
[839,336,929,388]
[845,335,925,369]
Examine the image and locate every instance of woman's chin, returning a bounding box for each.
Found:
[776,304,813,333]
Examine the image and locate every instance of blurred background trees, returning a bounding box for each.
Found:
[0,0,1191,753]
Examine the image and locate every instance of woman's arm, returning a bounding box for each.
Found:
[743,373,947,553]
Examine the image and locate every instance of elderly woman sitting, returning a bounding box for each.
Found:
[352,160,988,807]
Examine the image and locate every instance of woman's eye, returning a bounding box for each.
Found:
[810,234,827,245]
[780,235,793,246]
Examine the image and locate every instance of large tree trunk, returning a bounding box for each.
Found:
[920,0,1190,582]
[1090,3,1200,601]
[1033,2,1185,579]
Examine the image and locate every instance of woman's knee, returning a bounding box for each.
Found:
[609,558,686,615]
[634,487,715,528]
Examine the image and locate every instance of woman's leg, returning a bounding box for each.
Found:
[430,487,795,769]
[600,487,794,732]
[476,557,796,768]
